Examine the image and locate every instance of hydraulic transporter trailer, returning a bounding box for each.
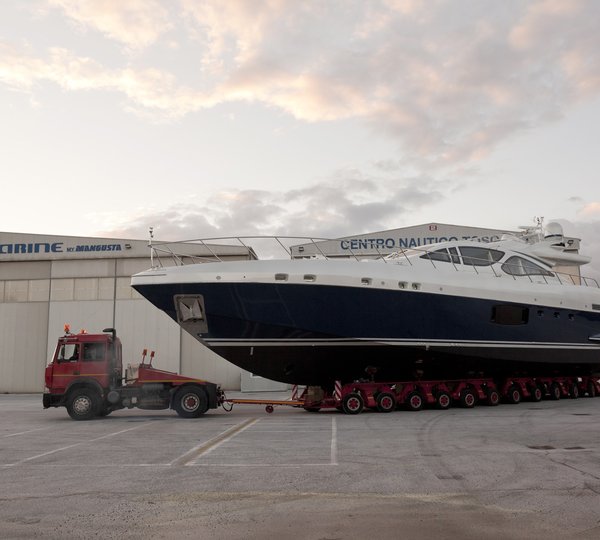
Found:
[295,375,600,414]
[224,375,600,415]
[43,326,221,420]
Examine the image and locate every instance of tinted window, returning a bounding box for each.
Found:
[420,249,451,263]
[492,305,529,325]
[83,342,105,362]
[448,247,460,264]
[501,256,554,277]
[459,247,504,266]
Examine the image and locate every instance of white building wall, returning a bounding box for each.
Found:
[115,298,181,374]
[0,302,49,392]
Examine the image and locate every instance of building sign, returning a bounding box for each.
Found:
[0,232,139,261]
[0,242,124,255]
[339,233,503,252]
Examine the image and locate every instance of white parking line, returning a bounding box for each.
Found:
[330,416,338,465]
[2,427,51,438]
[3,423,150,467]
[188,416,339,468]
[170,418,259,466]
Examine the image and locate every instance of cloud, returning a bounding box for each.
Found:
[3,1,600,165]
[47,0,173,49]
[0,44,212,119]
[580,202,600,217]
[97,170,449,241]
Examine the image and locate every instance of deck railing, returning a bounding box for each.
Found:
[147,235,599,289]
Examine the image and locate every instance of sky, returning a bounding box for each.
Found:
[1,0,600,273]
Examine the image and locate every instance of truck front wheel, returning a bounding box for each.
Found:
[66,388,100,420]
[173,386,208,418]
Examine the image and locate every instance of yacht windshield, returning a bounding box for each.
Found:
[501,256,554,277]
[420,246,504,266]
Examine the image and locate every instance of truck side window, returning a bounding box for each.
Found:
[83,343,104,361]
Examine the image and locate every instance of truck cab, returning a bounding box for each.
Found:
[44,326,220,420]
[45,327,122,398]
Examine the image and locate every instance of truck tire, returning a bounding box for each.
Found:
[549,383,561,400]
[66,388,100,421]
[486,389,500,406]
[342,392,364,414]
[459,389,477,408]
[375,392,396,413]
[436,392,452,410]
[173,386,209,418]
[529,385,543,402]
[406,392,424,411]
[506,385,521,404]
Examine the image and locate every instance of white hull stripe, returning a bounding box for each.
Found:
[203,338,600,350]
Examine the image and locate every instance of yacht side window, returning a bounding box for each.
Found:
[420,248,451,263]
[501,256,554,277]
[448,247,460,264]
[459,247,504,266]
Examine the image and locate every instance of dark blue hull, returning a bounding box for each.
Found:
[132,282,600,384]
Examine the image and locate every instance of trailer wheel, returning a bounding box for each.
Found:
[506,385,521,404]
[569,384,579,399]
[66,388,100,420]
[586,380,597,398]
[459,389,476,408]
[436,392,452,410]
[342,392,364,415]
[529,386,543,402]
[376,392,396,413]
[549,383,561,400]
[486,389,500,406]
[173,386,208,418]
[406,392,424,411]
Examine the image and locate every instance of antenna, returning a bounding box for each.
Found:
[149,226,154,267]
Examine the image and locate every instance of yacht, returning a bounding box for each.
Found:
[131,223,600,384]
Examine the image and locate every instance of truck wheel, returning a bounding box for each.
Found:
[66,388,100,420]
[342,392,364,414]
[376,392,396,413]
[549,383,561,400]
[569,384,579,399]
[486,389,500,406]
[406,392,423,411]
[587,380,597,398]
[174,386,208,418]
[436,392,451,410]
[529,385,543,402]
[460,389,476,408]
[506,385,521,404]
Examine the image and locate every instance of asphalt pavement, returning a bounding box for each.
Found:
[1,392,599,539]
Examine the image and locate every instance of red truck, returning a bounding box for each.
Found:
[43,326,221,420]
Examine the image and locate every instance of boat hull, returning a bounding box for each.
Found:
[132,281,600,384]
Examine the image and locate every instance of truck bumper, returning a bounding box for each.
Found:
[43,393,63,408]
